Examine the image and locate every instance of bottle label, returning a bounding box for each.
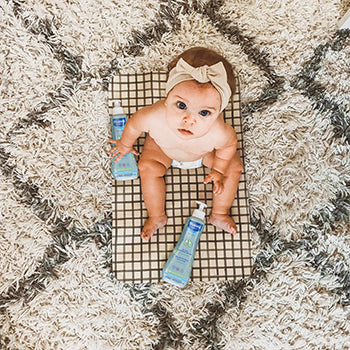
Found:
[162,218,204,287]
[187,219,203,234]
[113,117,126,129]
[115,154,137,173]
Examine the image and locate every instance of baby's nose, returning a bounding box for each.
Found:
[183,113,196,125]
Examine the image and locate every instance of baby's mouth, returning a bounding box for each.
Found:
[178,128,193,136]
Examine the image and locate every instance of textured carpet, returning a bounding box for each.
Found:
[0,0,349,349]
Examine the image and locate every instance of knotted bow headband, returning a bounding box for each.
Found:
[165,58,232,112]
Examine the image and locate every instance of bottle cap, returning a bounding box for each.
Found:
[192,200,207,221]
[111,100,124,115]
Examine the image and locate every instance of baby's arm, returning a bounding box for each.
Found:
[204,125,238,194]
[108,104,155,162]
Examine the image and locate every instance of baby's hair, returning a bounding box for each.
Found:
[167,47,236,97]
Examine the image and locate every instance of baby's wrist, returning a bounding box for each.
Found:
[211,168,224,177]
[119,139,133,149]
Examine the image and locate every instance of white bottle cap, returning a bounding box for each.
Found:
[192,201,207,221]
[111,100,124,115]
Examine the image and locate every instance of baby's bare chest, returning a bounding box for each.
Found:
[149,128,216,160]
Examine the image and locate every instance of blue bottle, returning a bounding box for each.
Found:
[162,201,207,288]
[110,100,138,181]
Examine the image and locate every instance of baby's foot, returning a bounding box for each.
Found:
[209,213,237,235]
[141,215,168,241]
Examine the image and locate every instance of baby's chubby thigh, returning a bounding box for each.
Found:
[138,135,172,232]
[138,135,172,177]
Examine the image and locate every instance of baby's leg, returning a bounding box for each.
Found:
[203,152,243,234]
[138,135,172,241]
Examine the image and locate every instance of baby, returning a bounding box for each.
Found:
[108,47,243,241]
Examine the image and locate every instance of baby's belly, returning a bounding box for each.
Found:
[160,146,210,162]
[150,131,214,161]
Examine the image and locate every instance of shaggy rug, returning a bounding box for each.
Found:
[0,0,349,349]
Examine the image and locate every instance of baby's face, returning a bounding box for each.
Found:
[165,80,221,139]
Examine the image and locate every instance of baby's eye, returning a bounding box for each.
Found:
[199,110,210,117]
[176,101,187,110]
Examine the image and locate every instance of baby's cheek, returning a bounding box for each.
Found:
[203,117,217,128]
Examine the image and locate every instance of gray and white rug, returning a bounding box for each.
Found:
[1,0,349,349]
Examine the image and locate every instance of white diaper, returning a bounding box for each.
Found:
[171,158,203,169]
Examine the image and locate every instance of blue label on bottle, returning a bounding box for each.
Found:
[188,219,203,234]
[113,117,126,129]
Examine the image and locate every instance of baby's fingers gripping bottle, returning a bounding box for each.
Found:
[110,100,138,181]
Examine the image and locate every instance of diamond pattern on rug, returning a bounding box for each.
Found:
[109,72,252,283]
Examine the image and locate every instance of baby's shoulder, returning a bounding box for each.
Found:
[211,117,237,148]
[135,100,165,120]
[132,100,165,131]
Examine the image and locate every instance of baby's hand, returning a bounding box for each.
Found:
[107,138,140,162]
[204,170,224,195]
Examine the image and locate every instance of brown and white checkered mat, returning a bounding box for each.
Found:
[109,72,252,284]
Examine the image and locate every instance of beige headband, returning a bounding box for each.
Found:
[165,58,231,111]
